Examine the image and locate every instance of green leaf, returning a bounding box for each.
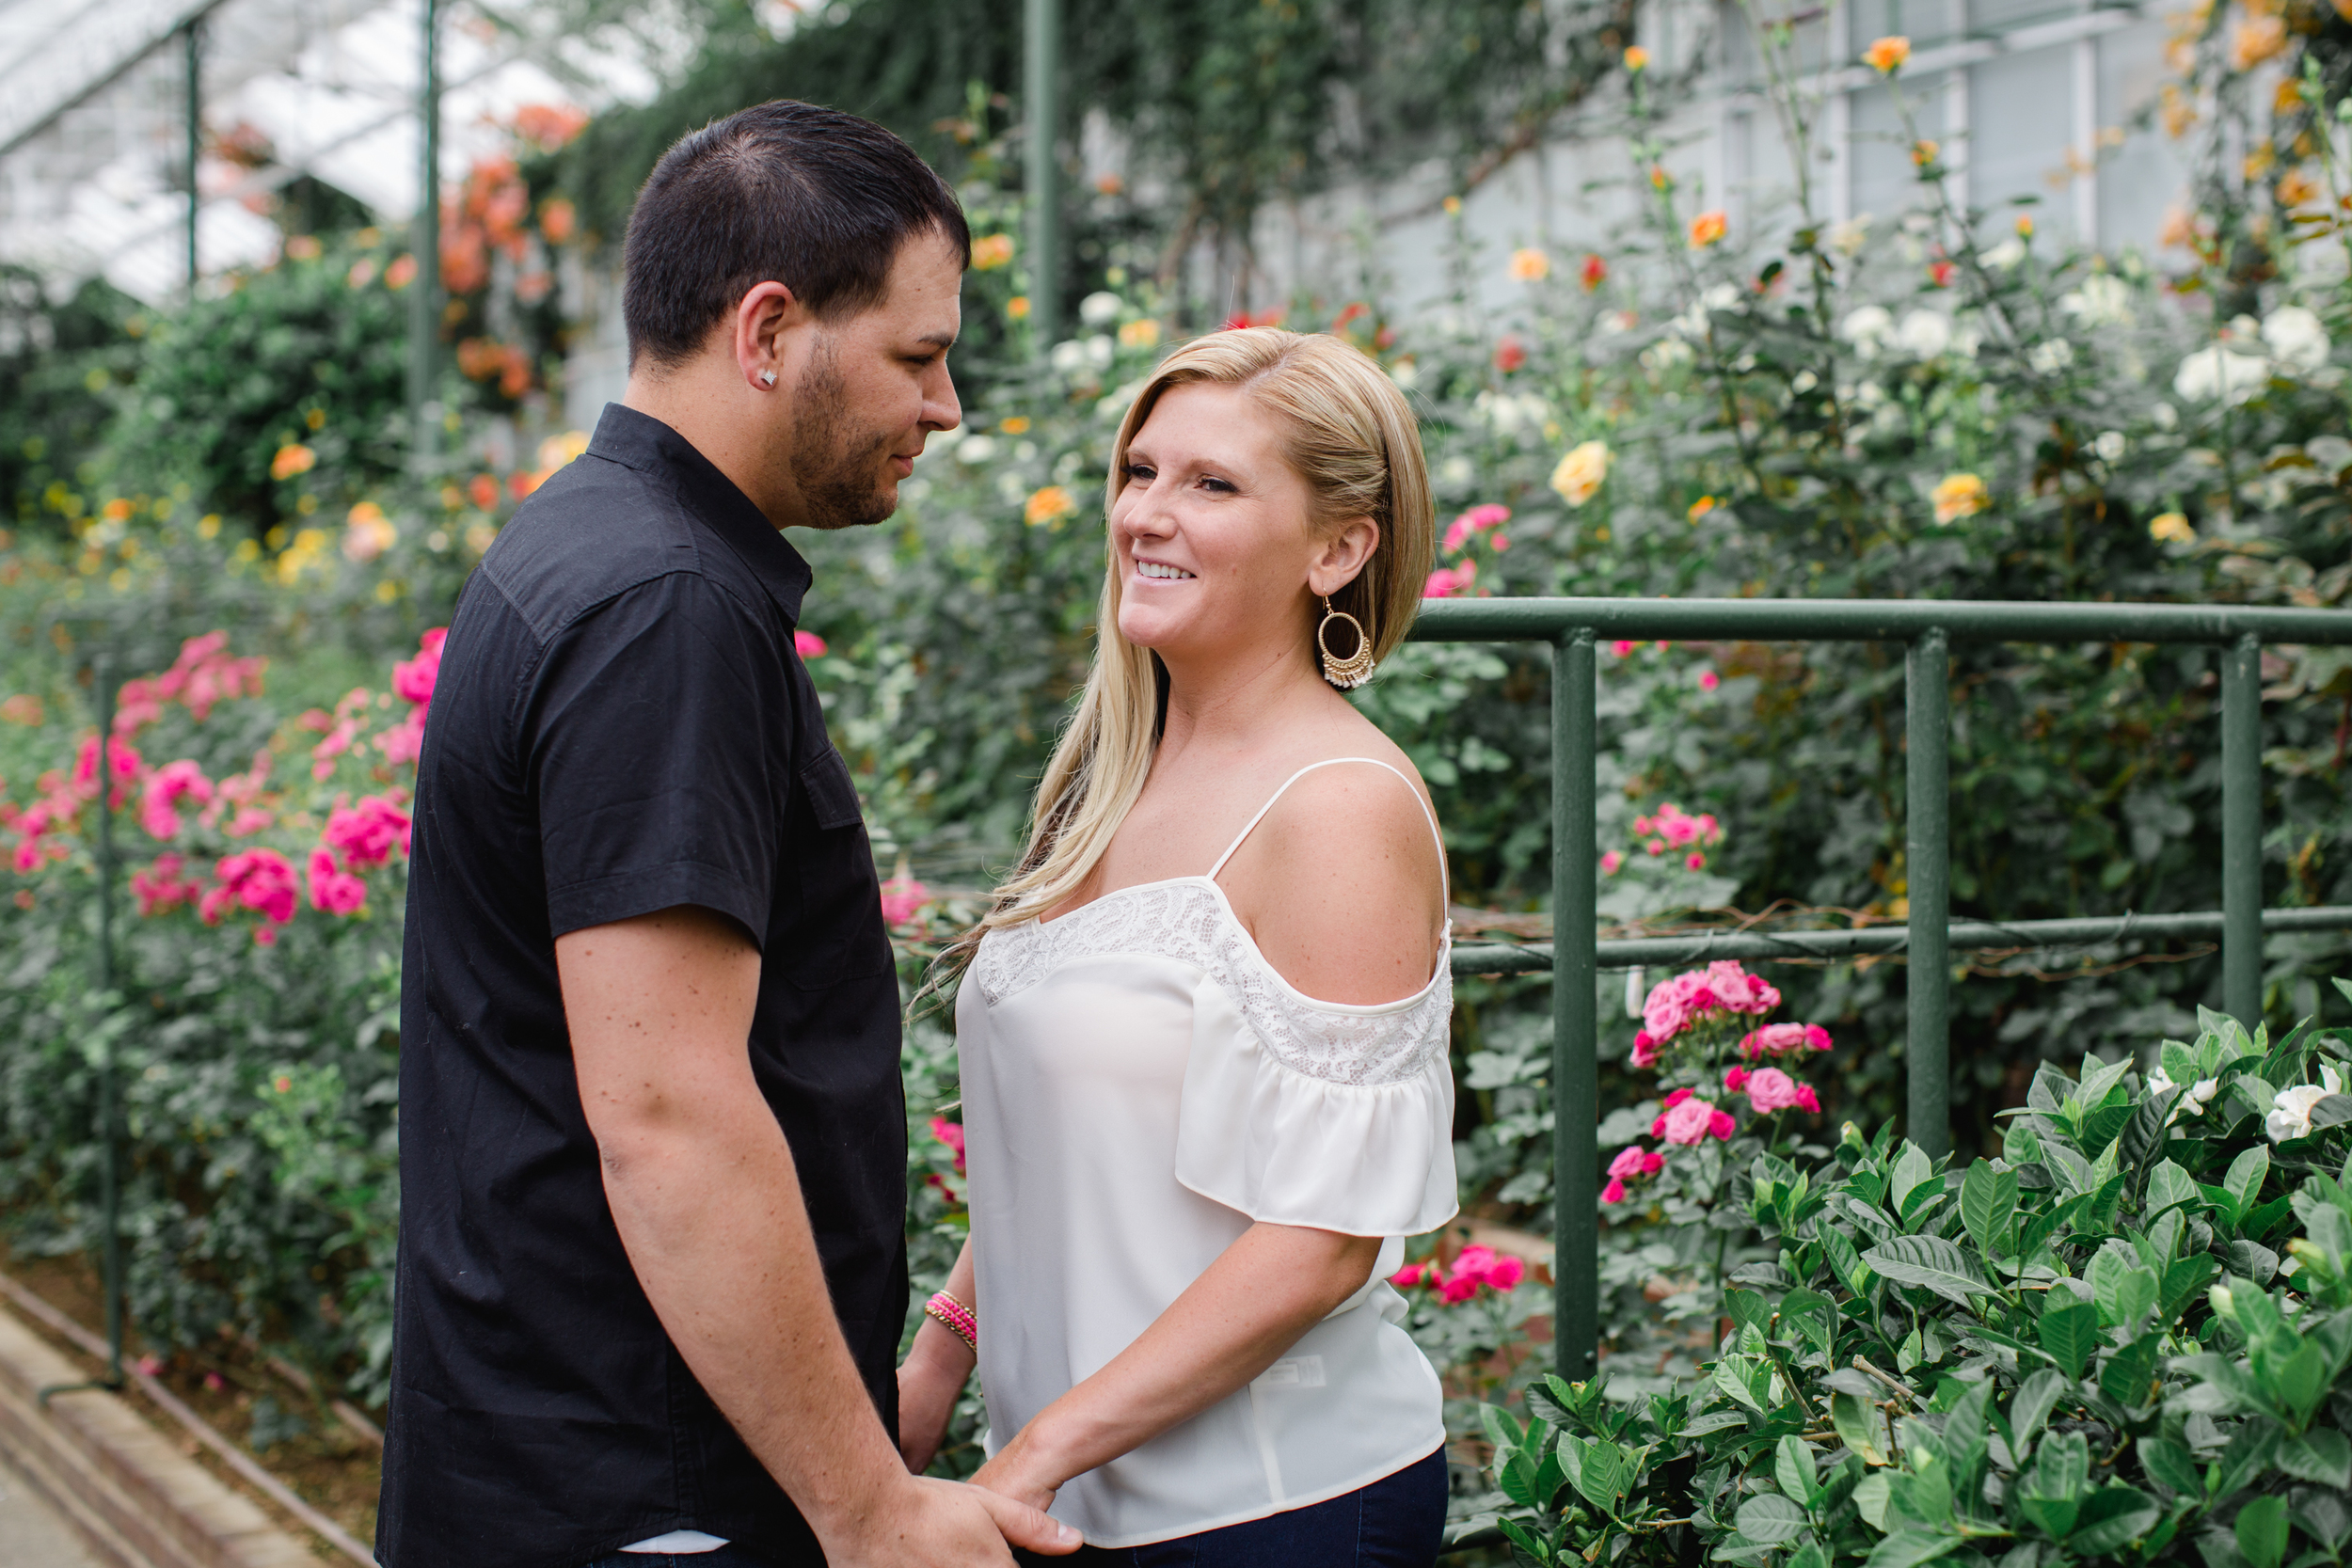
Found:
[2007,1369,2066,1449]
[1890,1142,1936,1217]
[1481,1402,1526,1459]
[1834,1390,1891,1465]
[1864,1235,1996,1307]
[1781,1288,1836,1356]
[1714,1354,1773,1415]
[1738,1493,1812,1544]
[1823,1227,1875,1296]
[2238,1494,2291,1568]
[2158,1254,2218,1323]
[1572,1437,1629,1513]
[2226,1145,2271,1223]
[2037,1301,2100,1381]
[2028,1429,2090,1505]
[1725,1288,1773,1336]
[1854,1471,1893,1530]
[1497,1516,1555,1566]
[2069,1485,2159,1553]
[2090,1248,2158,1327]
[1776,1433,1820,1506]
[2098,1332,2163,1410]
[2137,1435,2201,1496]
[2279,1431,2352,1489]
[1862,1528,1965,1568]
[1963,1160,2020,1259]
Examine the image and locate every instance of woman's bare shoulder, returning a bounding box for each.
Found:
[1220,737,1446,1006]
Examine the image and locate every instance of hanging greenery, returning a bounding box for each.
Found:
[539,0,1638,319]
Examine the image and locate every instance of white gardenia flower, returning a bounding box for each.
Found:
[2027,339,2075,373]
[1702,282,1741,312]
[954,435,996,465]
[1839,306,1895,354]
[1982,238,2026,270]
[1895,310,1952,357]
[2174,345,2271,405]
[2060,275,2134,328]
[2146,1066,2180,1097]
[2190,1077,2220,1108]
[1085,335,1116,369]
[2262,306,2331,372]
[1077,291,1123,326]
[2093,431,2128,463]
[1048,339,1089,374]
[2267,1063,2345,1143]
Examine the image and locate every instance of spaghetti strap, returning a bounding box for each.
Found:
[1206,757,1449,904]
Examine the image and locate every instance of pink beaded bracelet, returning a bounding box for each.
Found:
[924,1290,977,1353]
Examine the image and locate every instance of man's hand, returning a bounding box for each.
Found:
[832,1476,1079,1566]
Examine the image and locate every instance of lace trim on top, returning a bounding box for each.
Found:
[968,880,1453,1089]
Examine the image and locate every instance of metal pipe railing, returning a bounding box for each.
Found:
[1410,595,2352,1383]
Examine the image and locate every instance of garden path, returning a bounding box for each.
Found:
[0,1458,99,1566]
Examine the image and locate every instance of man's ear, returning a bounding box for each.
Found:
[732,281,806,391]
[1306,516,1380,596]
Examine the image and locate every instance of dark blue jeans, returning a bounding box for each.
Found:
[1015,1448,1450,1568]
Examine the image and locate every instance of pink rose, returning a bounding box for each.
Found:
[1723,1067,1750,1093]
[1601,849,1623,875]
[1660,1097,1719,1145]
[880,876,930,927]
[1794,1084,1820,1113]
[1745,1067,1802,1113]
[1436,1272,1479,1305]
[1390,1263,1427,1288]
[928,1115,966,1173]
[1608,1146,1651,1180]
[1602,1177,1629,1204]
[1630,1031,1659,1068]
[795,629,828,658]
[1708,1108,1737,1139]
[1805,1023,1833,1051]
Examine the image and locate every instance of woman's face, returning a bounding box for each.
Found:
[1109,382,1366,668]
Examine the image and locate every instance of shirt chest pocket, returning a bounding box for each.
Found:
[776,746,894,990]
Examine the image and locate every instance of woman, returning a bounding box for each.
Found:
[898,328,1457,1566]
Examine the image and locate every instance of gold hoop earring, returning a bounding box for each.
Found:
[1317,596,1375,689]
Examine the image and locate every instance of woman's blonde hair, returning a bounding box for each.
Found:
[963,327,1433,948]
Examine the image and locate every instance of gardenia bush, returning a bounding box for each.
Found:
[1470,1003,2352,1568]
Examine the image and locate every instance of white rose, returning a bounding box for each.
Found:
[1389,358,1422,389]
[2263,306,2330,371]
[2027,339,2075,373]
[2093,431,2127,463]
[1077,291,1123,326]
[1895,310,1952,358]
[1085,335,1115,370]
[2174,345,2271,405]
[1982,239,2026,270]
[1838,306,1894,352]
[1048,340,1087,374]
[2059,274,2134,328]
[955,435,996,465]
[1827,216,1871,257]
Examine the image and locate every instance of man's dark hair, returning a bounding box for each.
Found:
[623,99,969,371]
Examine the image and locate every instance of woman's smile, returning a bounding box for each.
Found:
[1135,558,1197,580]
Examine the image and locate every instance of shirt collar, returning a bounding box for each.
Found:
[586,403,813,623]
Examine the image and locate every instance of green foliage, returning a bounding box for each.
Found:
[1470,1008,2352,1568]
[0,268,137,529]
[94,232,419,537]
[543,0,1636,316]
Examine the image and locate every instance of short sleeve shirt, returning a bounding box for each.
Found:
[377,404,906,1568]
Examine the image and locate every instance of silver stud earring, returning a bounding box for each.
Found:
[759,370,777,387]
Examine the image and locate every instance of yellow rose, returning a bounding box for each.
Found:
[1119,318,1162,349]
[1025,485,1078,527]
[1931,472,1989,523]
[1550,441,1613,507]
[1864,35,1910,72]
[2149,512,2196,545]
[971,233,1015,270]
[1509,247,1551,282]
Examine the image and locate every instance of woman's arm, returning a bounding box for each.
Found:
[898,1239,980,1473]
[969,1223,1382,1510]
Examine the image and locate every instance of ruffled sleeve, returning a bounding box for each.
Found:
[1172,967,1458,1238]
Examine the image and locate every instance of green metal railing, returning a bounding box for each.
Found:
[1410,596,2352,1386]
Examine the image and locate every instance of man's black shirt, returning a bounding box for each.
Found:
[378,404,906,1568]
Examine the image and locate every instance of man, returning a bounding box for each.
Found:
[378,101,1079,1568]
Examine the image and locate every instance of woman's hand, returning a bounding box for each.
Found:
[970,1429,1064,1514]
[896,1322,976,1473]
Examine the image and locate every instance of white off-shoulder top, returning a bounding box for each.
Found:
[956,758,1458,1548]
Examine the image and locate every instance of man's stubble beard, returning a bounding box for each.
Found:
[789,344,902,531]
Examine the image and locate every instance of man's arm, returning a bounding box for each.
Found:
[559,905,1078,1565]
